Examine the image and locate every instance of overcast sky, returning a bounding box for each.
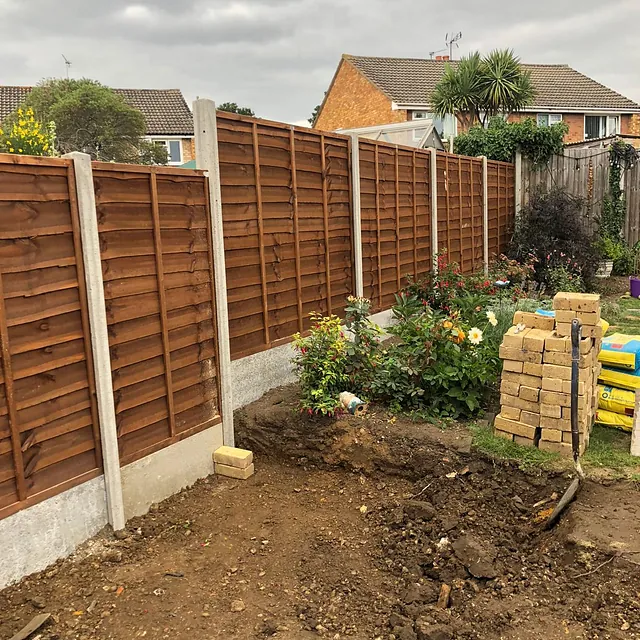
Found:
[1,0,639,126]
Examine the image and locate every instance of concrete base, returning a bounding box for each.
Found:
[231,309,397,410]
[121,423,224,519]
[0,476,108,589]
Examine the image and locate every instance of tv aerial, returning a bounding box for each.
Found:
[62,54,72,79]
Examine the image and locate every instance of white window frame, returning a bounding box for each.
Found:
[584,114,620,140]
[537,113,563,127]
[147,136,185,165]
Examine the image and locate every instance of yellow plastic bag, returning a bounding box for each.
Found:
[597,385,635,416]
[599,366,640,391]
[599,333,640,371]
[595,408,633,432]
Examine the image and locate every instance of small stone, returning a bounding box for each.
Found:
[114,530,129,540]
[101,549,123,563]
[415,620,453,640]
[230,599,246,612]
[404,501,436,522]
[30,597,46,610]
[202,612,210,618]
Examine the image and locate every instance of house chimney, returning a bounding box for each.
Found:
[435,55,443,61]
[442,55,450,61]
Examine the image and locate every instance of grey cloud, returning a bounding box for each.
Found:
[0,0,638,123]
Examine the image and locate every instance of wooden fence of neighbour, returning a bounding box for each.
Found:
[487,160,515,260]
[519,148,640,244]
[0,156,102,519]
[93,164,221,465]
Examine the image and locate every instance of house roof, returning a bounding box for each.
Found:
[0,86,194,136]
[343,55,640,112]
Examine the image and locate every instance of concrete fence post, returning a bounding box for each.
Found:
[429,147,439,268]
[350,134,364,297]
[64,152,125,531]
[193,99,235,448]
[481,156,489,277]
[515,150,523,216]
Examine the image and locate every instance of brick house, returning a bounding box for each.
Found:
[315,54,640,144]
[0,86,194,164]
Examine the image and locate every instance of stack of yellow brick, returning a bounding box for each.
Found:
[494,293,604,456]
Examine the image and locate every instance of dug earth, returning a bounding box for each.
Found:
[1,385,639,639]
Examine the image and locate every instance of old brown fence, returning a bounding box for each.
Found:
[0,110,516,524]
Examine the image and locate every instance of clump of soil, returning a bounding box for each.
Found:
[1,384,639,640]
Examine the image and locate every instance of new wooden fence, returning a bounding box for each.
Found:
[0,156,102,519]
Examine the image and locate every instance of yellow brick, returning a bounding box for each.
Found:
[523,329,552,352]
[502,372,541,388]
[502,326,530,349]
[577,311,600,326]
[502,359,524,373]
[494,415,538,439]
[215,462,255,479]
[545,333,569,352]
[552,292,571,310]
[523,362,543,377]
[521,410,540,427]
[540,403,562,418]
[542,377,564,393]
[513,311,555,331]
[494,429,514,441]
[514,435,536,447]
[540,415,572,431]
[555,309,577,323]
[540,390,571,407]
[539,439,586,456]
[567,293,600,313]
[543,351,592,367]
[541,428,562,443]
[500,394,540,414]
[499,346,543,364]
[542,364,572,381]
[501,405,521,420]
[519,386,540,403]
[500,380,520,396]
[560,379,587,395]
[214,445,254,469]
[581,338,593,355]
[555,322,572,337]
[561,431,587,444]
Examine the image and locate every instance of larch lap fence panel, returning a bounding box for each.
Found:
[93,164,221,465]
[217,112,354,360]
[0,155,102,519]
[359,141,433,310]
[626,161,640,245]
[436,153,484,274]
[487,160,514,259]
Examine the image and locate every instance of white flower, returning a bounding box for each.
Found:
[468,327,483,345]
[486,311,498,327]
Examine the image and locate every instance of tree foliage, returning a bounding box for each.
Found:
[309,104,321,127]
[17,78,158,163]
[454,117,567,164]
[431,49,535,129]
[218,102,255,117]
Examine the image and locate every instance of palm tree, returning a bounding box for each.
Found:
[432,49,535,129]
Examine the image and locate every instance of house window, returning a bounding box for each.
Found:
[154,139,183,164]
[584,115,620,140]
[537,113,563,127]
[410,111,457,139]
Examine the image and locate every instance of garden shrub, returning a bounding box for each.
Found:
[292,313,348,415]
[0,107,55,156]
[509,187,599,292]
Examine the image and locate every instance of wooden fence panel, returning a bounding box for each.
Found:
[626,162,640,245]
[217,112,354,359]
[487,160,514,258]
[0,155,102,520]
[360,141,433,310]
[94,164,221,465]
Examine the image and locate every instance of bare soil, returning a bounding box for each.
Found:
[1,385,640,640]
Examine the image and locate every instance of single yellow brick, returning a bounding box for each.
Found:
[523,362,544,377]
[555,309,577,324]
[215,462,255,479]
[500,380,520,396]
[523,329,551,352]
[555,322,572,337]
[543,351,592,367]
[503,359,524,373]
[567,293,600,313]
[517,373,542,389]
[501,405,522,420]
[560,379,587,395]
[561,431,587,444]
[494,429,514,442]
[540,415,572,431]
[539,440,574,456]
[513,311,555,331]
[499,346,543,364]
[494,415,538,439]
[541,428,562,443]
[542,363,572,381]
[514,435,536,447]
[545,333,569,352]
[542,377,564,393]
[577,311,600,326]
[502,326,530,349]
[213,445,254,469]
[521,410,540,427]
[500,394,540,414]
[581,337,593,355]
[540,403,562,418]
[519,386,540,403]
[540,390,571,407]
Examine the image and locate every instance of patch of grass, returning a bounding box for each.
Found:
[470,423,559,470]
[583,425,640,471]
[602,295,640,336]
